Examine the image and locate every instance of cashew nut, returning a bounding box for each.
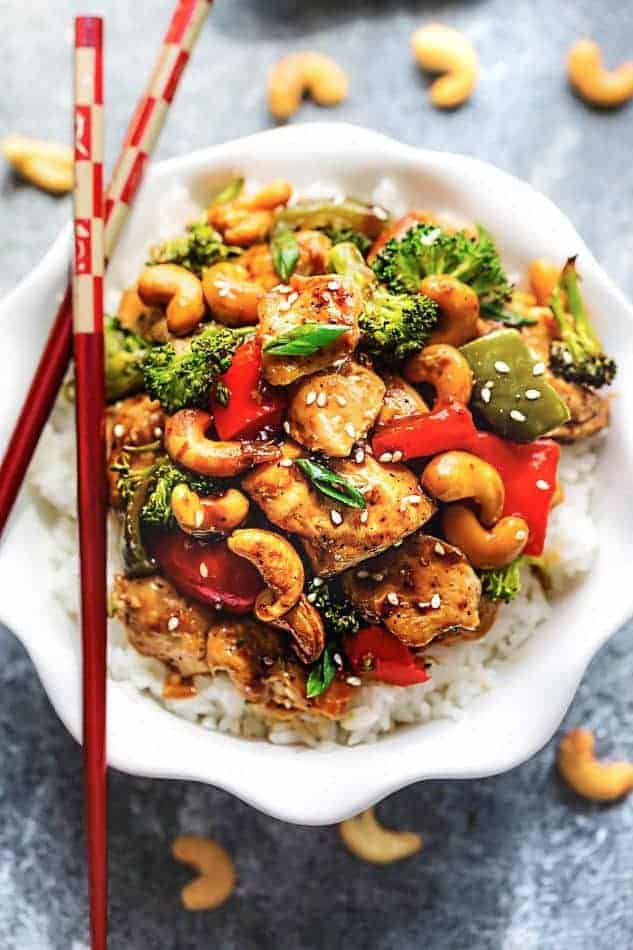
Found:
[411,24,478,109]
[567,39,633,109]
[137,264,205,336]
[171,836,236,911]
[339,808,422,865]
[268,52,349,120]
[421,275,480,347]
[117,286,169,343]
[528,259,560,307]
[270,593,325,664]
[208,180,292,246]
[171,484,249,536]
[421,451,505,526]
[403,343,473,404]
[442,504,529,569]
[165,410,280,477]
[202,262,264,326]
[558,728,633,802]
[227,528,304,622]
[2,134,73,193]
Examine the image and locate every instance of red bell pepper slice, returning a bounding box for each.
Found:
[149,529,264,613]
[211,340,286,441]
[466,432,559,556]
[372,399,478,461]
[345,626,430,687]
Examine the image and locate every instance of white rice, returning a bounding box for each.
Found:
[28,393,599,747]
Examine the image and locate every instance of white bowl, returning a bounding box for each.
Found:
[1,123,632,825]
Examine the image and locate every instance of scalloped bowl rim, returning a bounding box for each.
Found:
[1,123,632,825]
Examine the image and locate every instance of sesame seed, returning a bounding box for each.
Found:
[327,280,340,291]
[355,447,365,464]
[485,380,495,389]
[532,362,546,376]
[333,652,343,668]
[536,479,550,490]
[356,569,369,578]
[273,284,292,293]
[372,572,384,582]
[262,655,275,666]
[199,562,209,578]
[305,390,317,406]
[360,509,369,523]
[386,592,399,606]
[417,601,430,610]
[515,529,528,541]
[113,423,125,439]
[379,452,393,463]
[346,676,362,687]
[480,387,492,404]
[330,509,343,525]
[494,360,510,374]
[510,409,527,422]
[345,423,356,438]
[283,421,291,434]
[404,494,421,505]
[312,577,324,587]
[336,394,348,407]
[430,594,441,609]
[434,542,446,556]
[194,509,204,528]
[316,392,328,407]
[525,389,541,400]
[391,450,404,463]
[279,457,293,468]
[278,300,291,312]
[287,292,299,305]
[154,426,163,438]
[307,592,317,603]
[167,616,180,631]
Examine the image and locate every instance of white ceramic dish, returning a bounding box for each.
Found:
[1,123,632,825]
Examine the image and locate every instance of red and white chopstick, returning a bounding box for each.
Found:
[73,17,108,949]
[0,0,212,538]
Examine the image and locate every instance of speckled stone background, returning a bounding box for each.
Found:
[1,1,633,947]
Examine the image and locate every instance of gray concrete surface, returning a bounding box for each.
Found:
[1,1,633,947]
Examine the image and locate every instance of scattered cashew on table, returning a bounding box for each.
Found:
[557,729,633,802]
[567,39,633,109]
[339,807,422,864]
[411,23,479,109]
[1,133,73,194]
[172,835,236,911]
[268,52,349,120]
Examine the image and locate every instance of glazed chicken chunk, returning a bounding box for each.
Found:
[242,446,435,576]
[287,359,386,457]
[258,275,362,386]
[106,394,165,508]
[112,574,210,677]
[342,534,481,648]
[375,373,429,429]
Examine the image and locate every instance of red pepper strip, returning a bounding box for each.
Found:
[466,432,559,556]
[371,400,559,557]
[210,340,286,441]
[149,530,264,613]
[345,626,429,687]
[372,399,477,461]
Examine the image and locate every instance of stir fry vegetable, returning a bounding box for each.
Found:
[275,197,389,238]
[149,219,240,276]
[210,340,286,440]
[480,558,523,603]
[345,626,429,686]
[104,316,150,402]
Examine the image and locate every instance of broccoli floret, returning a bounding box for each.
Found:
[306,579,361,640]
[116,455,220,530]
[104,316,150,402]
[323,227,372,257]
[360,287,439,364]
[371,222,512,317]
[480,558,523,603]
[149,219,240,276]
[549,257,616,389]
[142,323,251,414]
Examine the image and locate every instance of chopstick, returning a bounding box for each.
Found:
[73,17,108,948]
[0,0,212,539]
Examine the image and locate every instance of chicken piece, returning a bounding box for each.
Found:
[206,620,352,719]
[206,616,289,702]
[375,373,429,429]
[433,594,498,646]
[548,376,610,442]
[106,395,165,507]
[117,286,169,343]
[288,360,386,457]
[112,574,210,676]
[240,230,332,291]
[258,275,362,386]
[242,447,435,576]
[342,534,481,648]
